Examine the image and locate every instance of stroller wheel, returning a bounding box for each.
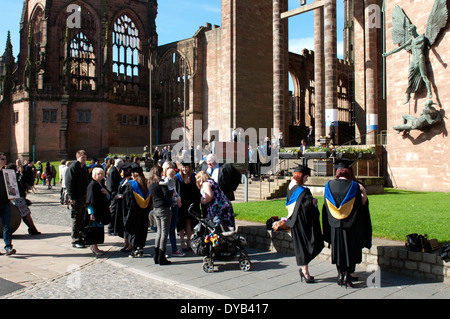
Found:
[203,260,214,273]
[239,258,251,271]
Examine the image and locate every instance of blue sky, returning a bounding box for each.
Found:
[0,0,343,60]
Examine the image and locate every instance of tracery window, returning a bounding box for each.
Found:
[70,32,96,90]
[30,6,44,63]
[112,15,140,82]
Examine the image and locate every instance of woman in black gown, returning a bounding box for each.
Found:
[285,165,323,283]
[85,168,111,255]
[322,159,372,288]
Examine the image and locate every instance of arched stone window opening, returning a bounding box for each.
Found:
[112,14,141,87]
[70,32,96,91]
[155,50,189,114]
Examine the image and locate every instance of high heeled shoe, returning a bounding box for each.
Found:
[344,273,354,288]
[90,246,104,256]
[337,271,345,286]
[299,269,315,283]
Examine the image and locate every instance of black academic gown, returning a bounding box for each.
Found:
[106,165,122,234]
[322,179,372,271]
[84,180,112,226]
[113,178,131,238]
[122,180,151,249]
[285,185,324,266]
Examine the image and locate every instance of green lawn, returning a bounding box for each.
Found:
[233,188,450,243]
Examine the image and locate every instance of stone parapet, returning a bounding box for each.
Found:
[236,222,450,284]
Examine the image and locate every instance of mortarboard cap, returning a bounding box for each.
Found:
[294,164,311,175]
[180,160,191,167]
[131,162,143,173]
[333,158,355,169]
[119,162,131,170]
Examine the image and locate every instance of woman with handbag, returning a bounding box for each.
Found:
[85,167,111,255]
[284,165,323,284]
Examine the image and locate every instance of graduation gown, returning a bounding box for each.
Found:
[122,180,151,249]
[322,179,372,270]
[106,165,122,233]
[84,180,112,226]
[113,178,131,238]
[285,184,324,266]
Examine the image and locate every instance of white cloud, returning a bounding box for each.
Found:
[289,37,344,59]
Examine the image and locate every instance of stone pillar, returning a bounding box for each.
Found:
[353,0,366,143]
[365,0,378,144]
[220,0,235,141]
[59,95,69,158]
[324,0,337,143]
[273,0,285,133]
[314,4,325,145]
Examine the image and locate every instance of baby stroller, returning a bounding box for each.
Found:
[188,204,251,273]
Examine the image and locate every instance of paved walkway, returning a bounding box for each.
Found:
[1,185,449,300]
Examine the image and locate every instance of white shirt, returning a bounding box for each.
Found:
[207,163,220,183]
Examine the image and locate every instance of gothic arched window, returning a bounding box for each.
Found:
[70,32,96,90]
[112,15,140,83]
[30,6,44,63]
[155,51,189,113]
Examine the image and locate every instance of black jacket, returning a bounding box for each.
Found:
[65,161,90,201]
[148,183,172,209]
[196,162,241,201]
[106,166,122,197]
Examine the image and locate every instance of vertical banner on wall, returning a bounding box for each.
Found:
[366,113,378,131]
[325,109,338,127]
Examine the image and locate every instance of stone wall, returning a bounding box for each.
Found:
[384,0,450,192]
[237,223,450,283]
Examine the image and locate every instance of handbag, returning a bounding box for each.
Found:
[405,233,432,253]
[266,216,279,230]
[191,234,208,256]
[83,221,105,245]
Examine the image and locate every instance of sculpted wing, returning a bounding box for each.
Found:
[391,5,413,51]
[425,0,448,47]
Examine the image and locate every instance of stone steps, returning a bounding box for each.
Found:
[234,176,291,202]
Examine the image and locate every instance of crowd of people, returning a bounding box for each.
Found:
[0,143,371,289]
[0,146,242,261]
[56,149,242,266]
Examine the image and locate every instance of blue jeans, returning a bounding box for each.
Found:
[0,203,12,250]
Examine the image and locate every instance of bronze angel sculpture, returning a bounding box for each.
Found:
[383,0,448,104]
